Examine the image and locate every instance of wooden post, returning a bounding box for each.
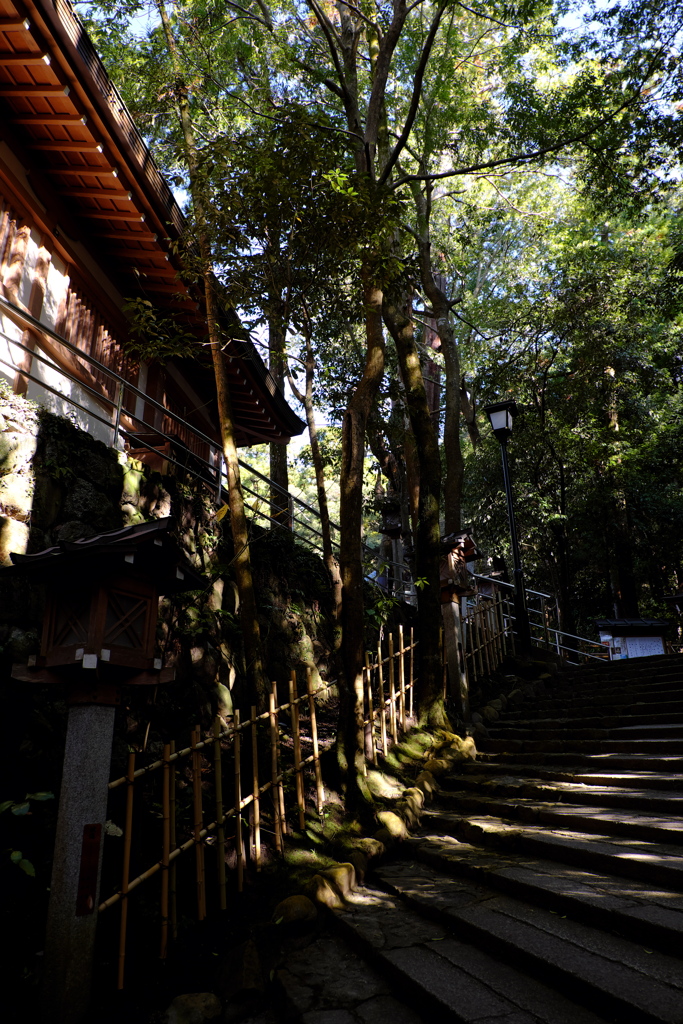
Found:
[169,740,177,940]
[388,633,398,743]
[234,710,244,892]
[213,718,227,909]
[409,626,415,719]
[251,707,261,871]
[117,751,135,990]
[364,653,377,765]
[289,672,306,830]
[191,726,206,920]
[273,682,287,838]
[307,667,325,811]
[398,625,406,732]
[160,743,171,959]
[377,643,388,757]
[269,689,283,852]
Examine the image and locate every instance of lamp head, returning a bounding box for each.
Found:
[484,400,518,443]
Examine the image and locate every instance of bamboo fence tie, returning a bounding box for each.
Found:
[409,626,415,719]
[388,633,398,743]
[307,667,325,811]
[160,743,171,959]
[268,689,283,852]
[234,710,244,892]
[117,750,135,990]
[289,672,306,830]
[213,718,227,909]
[377,642,388,757]
[251,705,262,871]
[191,726,206,920]
[398,626,406,731]
[364,653,377,766]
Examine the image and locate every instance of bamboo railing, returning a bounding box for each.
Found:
[101,628,415,990]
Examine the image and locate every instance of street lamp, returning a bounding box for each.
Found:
[483,400,532,653]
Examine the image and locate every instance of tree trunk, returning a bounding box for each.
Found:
[268,309,290,529]
[383,284,447,729]
[157,0,267,710]
[337,272,385,807]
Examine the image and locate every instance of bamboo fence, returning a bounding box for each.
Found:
[461,592,513,686]
[100,627,415,989]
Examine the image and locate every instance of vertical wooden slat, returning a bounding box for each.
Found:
[169,740,177,939]
[191,726,206,920]
[377,642,388,757]
[409,626,415,719]
[160,743,171,959]
[234,710,244,892]
[269,688,283,852]
[117,751,135,990]
[388,633,398,743]
[398,625,406,731]
[307,668,325,811]
[364,652,377,766]
[213,718,227,910]
[273,682,287,838]
[289,672,306,830]
[251,706,261,871]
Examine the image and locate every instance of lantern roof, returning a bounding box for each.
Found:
[595,618,670,636]
[8,517,204,593]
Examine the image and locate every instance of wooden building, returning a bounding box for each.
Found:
[0,0,303,467]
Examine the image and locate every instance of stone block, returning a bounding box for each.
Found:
[0,516,29,565]
[272,894,318,926]
[162,992,221,1024]
[377,811,408,839]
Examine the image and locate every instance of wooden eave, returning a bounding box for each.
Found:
[0,0,304,446]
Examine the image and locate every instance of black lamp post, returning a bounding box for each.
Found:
[483,400,532,653]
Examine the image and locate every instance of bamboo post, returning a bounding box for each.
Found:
[289,672,306,830]
[409,626,415,719]
[482,605,492,676]
[213,718,227,909]
[160,743,171,959]
[234,710,244,892]
[441,626,448,697]
[191,726,206,920]
[251,706,261,871]
[388,633,398,743]
[117,751,135,990]
[398,625,406,731]
[273,682,287,838]
[364,653,377,765]
[269,689,283,851]
[169,740,177,939]
[307,667,325,811]
[377,642,388,757]
[475,608,485,678]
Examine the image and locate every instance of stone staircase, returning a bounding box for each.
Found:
[331,654,683,1024]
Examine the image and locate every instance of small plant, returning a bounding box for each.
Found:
[1,791,54,877]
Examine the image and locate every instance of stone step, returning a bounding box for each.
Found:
[372,862,683,1024]
[402,833,683,953]
[502,708,683,727]
[419,810,683,890]
[332,885,612,1024]
[458,761,683,790]
[474,751,683,771]
[433,791,683,845]
[480,736,683,755]
[442,772,683,813]
[513,693,683,715]
[486,723,683,741]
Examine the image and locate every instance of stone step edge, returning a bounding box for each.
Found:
[373,870,681,1024]
[401,834,683,953]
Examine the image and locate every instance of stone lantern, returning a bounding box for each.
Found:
[7,517,203,1024]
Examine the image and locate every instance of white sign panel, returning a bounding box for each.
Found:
[625,636,665,659]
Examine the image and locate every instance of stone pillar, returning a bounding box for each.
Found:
[42,700,117,1024]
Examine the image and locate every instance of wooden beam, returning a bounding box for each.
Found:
[0,17,31,30]
[91,231,157,242]
[28,141,104,152]
[0,83,70,96]
[11,114,87,126]
[48,167,119,178]
[1,52,52,65]
[78,211,145,222]
[60,188,133,200]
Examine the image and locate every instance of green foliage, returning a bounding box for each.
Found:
[122,297,198,363]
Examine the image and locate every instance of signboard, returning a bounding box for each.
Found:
[625,636,665,659]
